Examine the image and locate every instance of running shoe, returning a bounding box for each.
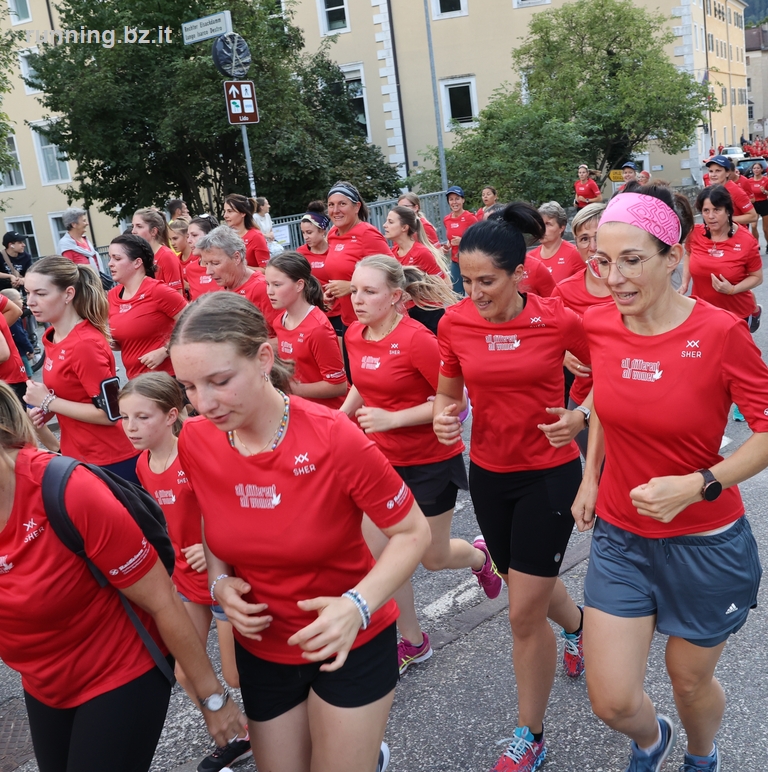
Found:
[733,406,746,422]
[398,632,433,674]
[197,736,252,772]
[679,741,720,771]
[491,726,547,772]
[749,304,762,333]
[623,715,676,772]
[377,742,390,772]
[472,537,503,599]
[560,608,585,678]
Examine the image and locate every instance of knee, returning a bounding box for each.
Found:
[508,607,547,639]
[421,550,448,572]
[589,687,645,726]
[669,669,714,705]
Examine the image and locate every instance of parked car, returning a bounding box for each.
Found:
[737,157,767,178]
[721,146,746,163]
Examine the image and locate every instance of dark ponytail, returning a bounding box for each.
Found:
[268,251,325,308]
[460,202,545,274]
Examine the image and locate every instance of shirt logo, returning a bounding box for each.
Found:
[386,482,409,510]
[119,304,132,313]
[334,244,345,251]
[154,488,176,506]
[200,275,212,284]
[280,341,294,355]
[0,555,13,574]
[44,357,53,371]
[390,342,401,356]
[361,355,381,370]
[725,603,739,615]
[293,452,316,477]
[486,334,520,352]
[24,519,36,531]
[682,340,702,359]
[109,538,151,576]
[235,483,281,509]
[295,453,309,464]
[621,357,663,382]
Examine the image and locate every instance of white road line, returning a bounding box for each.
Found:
[421,577,479,621]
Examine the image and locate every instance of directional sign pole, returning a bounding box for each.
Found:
[241,125,257,198]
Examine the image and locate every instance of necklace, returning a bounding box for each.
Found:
[150,442,176,474]
[228,390,289,455]
[368,313,401,341]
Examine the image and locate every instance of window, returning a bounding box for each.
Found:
[0,136,24,190]
[49,212,67,247]
[340,64,370,142]
[8,0,31,24]
[747,56,751,65]
[317,0,349,35]
[721,87,728,105]
[749,105,754,120]
[513,0,551,7]
[731,87,736,104]
[432,0,468,18]
[31,124,71,185]
[18,49,41,95]
[440,76,478,130]
[727,7,731,23]
[4,218,38,257]
[694,23,698,50]
[708,33,714,52]
[729,44,732,60]
[706,0,711,14]
[748,77,752,90]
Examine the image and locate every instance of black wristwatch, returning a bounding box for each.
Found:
[696,469,722,502]
[200,687,229,712]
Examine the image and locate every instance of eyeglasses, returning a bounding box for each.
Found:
[587,248,665,279]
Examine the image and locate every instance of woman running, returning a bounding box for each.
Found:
[0,381,246,772]
[747,161,768,244]
[119,373,251,772]
[169,291,430,772]
[23,257,140,482]
[131,207,184,294]
[527,201,584,284]
[265,252,347,408]
[442,186,477,295]
[185,215,222,301]
[223,193,270,270]
[433,203,589,772]
[573,165,602,209]
[476,185,499,221]
[397,192,440,246]
[169,217,193,294]
[572,185,768,772]
[342,255,500,674]
[107,235,187,379]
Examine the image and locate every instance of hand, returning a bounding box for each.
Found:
[711,273,735,295]
[572,477,598,532]
[355,406,396,433]
[287,595,363,671]
[433,403,462,445]
[629,473,703,523]
[200,698,248,748]
[564,351,591,378]
[10,275,22,288]
[182,543,207,573]
[537,407,584,448]
[28,406,54,428]
[24,380,50,409]
[450,236,461,246]
[324,280,351,299]
[138,347,169,370]
[213,577,272,639]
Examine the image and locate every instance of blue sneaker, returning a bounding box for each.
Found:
[733,406,746,422]
[624,715,676,772]
[679,741,720,772]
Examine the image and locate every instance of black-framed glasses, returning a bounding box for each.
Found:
[587,248,665,279]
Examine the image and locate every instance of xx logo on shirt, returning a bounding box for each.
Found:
[621,356,663,381]
[390,343,400,356]
[486,334,520,352]
[529,316,545,328]
[294,452,316,477]
[681,340,702,359]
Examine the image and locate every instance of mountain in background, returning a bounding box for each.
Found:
[747,0,768,26]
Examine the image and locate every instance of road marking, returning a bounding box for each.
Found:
[720,435,732,451]
[422,577,479,621]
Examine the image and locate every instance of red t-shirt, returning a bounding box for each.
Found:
[585,300,768,537]
[421,218,440,246]
[0,449,161,708]
[442,210,477,262]
[0,296,26,384]
[747,177,768,202]
[136,450,208,605]
[153,245,184,295]
[703,172,711,187]
[687,224,761,319]
[178,400,414,664]
[737,174,753,197]
[574,179,601,208]
[232,271,279,335]
[345,316,463,467]
[108,277,187,379]
[326,222,391,326]
[42,322,136,465]
[438,295,589,472]
[61,238,93,266]
[519,255,557,298]
[527,240,584,285]
[297,244,340,318]
[243,228,270,269]
[391,242,446,278]
[182,255,222,301]
[273,306,347,409]
[725,180,754,217]
[551,267,613,405]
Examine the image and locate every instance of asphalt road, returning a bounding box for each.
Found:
[3,248,768,772]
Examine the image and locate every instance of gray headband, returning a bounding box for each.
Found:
[328,182,361,204]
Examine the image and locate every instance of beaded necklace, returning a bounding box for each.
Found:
[228,390,289,455]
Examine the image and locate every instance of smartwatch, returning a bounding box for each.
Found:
[200,687,229,712]
[574,405,590,428]
[696,468,722,502]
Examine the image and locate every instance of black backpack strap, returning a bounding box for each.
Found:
[42,455,176,685]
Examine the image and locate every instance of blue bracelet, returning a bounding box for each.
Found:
[342,589,371,630]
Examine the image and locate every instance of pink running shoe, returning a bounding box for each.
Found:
[560,609,585,678]
[491,727,547,772]
[397,632,433,674]
[472,537,503,599]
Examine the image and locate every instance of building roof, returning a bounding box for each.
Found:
[746,26,768,52]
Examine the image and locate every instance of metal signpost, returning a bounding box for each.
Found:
[224,81,259,197]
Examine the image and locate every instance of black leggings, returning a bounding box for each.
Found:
[24,664,172,772]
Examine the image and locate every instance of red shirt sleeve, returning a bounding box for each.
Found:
[308,318,347,383]
[554,300,590,365]
[410,324,441,391]
[70,332,117,397]
[245,229,270,268]
[730,183,754,213]
[745,234,762,273]
[724,322,768,430]
[153,279,188,317]
[61,250,91,265]
[437,310,462,378]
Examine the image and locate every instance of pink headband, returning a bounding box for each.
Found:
[600,192,681,246]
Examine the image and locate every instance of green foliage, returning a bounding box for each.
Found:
[0,7,25,204]
[746,0,768,26]
[28,0,401,220]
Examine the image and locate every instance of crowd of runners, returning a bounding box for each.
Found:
[0,167,766,772]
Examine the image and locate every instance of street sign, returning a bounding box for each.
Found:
[608,170,624,182]
[224,81,259,125]
[212,33,252,78]
[183,11,233,45]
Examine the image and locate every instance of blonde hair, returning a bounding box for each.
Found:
[0,381,36,451]
[27,256,110,339]
[357,254,458,310]
[119,372,186,436]
[169,293,294,392]
[168,217,190,235]
[571,202,606,236]
[134,207,171,247]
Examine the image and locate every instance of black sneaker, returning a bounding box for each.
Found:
[197,737,252,772]
[750,304,762,334]
[376,742,390,772]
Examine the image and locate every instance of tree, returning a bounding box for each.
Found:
[27,0,401,220]
[0,9,26,203]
